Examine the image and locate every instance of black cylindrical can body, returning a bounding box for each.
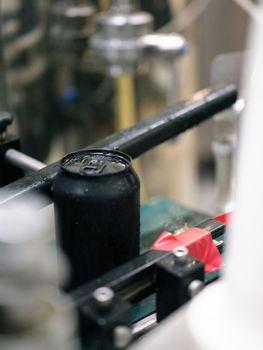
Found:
[53,149,140,290]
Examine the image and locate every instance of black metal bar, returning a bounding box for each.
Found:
[196,218,226,239]
[94,84,237,158]
[72,250,169,306]
[0,84,237,206]
[74,248,204,348]
[72,215,227,307]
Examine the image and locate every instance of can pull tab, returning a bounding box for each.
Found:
[82,159,107,174]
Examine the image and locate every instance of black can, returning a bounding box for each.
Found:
[53,149,140,290]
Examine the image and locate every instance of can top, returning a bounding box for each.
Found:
[61,149,131,176]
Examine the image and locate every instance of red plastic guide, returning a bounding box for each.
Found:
[152,212,231,273]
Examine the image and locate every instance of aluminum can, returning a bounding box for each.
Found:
[53,149,140,290]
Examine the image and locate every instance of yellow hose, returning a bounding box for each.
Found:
[115,75,137,131]
[115,74,146,202]
[99,0,110,11]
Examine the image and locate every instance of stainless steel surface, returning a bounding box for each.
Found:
[5,149,45,172]
[91,3,153,76]
[91,1,188,76]
[139,33,188,58]
[212,98,244,212]
[49,2,96,55]
[111,0,137,14]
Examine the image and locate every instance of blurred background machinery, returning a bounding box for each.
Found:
[0,0,248,213]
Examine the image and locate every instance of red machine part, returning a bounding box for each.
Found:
[152,227,223,273]
[214,212,231,225]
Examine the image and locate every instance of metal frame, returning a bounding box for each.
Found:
[72,217,226,349]
[72,217,226,307]
[0,83,234,349]
[74,249,204,349]
[0,84,237,206]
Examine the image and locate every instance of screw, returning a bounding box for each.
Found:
[173,246,189,264]
[93,287,114,309]
[188,280,204,298]
[113,325,132,349]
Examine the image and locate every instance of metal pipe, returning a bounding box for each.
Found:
[0,84,237,206]
[132,314,157,338]
[115,73,147,201]
[115,75,137,131]
[5,149,46,172]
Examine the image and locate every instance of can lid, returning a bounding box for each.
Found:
[61,149,131,176]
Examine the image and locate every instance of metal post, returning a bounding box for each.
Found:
[5,149,46,172]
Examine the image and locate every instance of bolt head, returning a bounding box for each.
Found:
[93,287,114,309]
[173,246,189,264]
[188,280,204,298]
[113,325,132,349]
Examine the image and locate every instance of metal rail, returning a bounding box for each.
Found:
[0,84,237,206]
[5,149,46,172]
